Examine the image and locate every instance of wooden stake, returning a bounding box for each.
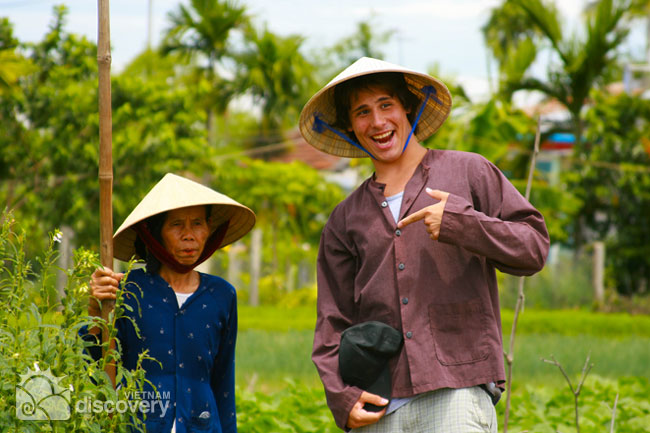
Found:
[98,0,116,388]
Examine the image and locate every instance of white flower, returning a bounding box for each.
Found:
[53,231,63,243]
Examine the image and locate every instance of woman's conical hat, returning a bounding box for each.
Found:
[299,56,452,158]
[113,173,255,262]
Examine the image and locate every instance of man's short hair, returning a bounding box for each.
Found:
[333,72,422,138]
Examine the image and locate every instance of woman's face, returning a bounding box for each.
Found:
[160,206,210,266]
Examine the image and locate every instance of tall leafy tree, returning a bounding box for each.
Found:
[0,18,34,96]
[237,26,316,148]
[482,2,544,94]
[328,17,394,69]
[161,0,249,145]
[566,91,650,295]
[212,157,345,273]
[494,0,635,145]
[484,0,639,251]
[1,7,214,255]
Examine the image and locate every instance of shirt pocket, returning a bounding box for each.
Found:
[428,298,490,365]
[187,413,218,432]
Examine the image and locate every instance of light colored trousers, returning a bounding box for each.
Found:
[352,387,497,433]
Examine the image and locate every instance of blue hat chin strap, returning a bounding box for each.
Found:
[402,85,437,154]
[311,85,439,159]
[312,115,377,159]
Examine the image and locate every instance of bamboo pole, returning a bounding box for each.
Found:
[98,0,116,388]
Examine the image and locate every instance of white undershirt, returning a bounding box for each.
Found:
[386,191,404,223]
[175,292,192,308]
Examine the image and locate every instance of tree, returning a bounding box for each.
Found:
[236,26,316,148]
[161,0,249,145]
[484,0,639,251]
[565,90,650,295]
[328,17,394,70]
[0,18,34,96]
[0,6,215,257]
[481,1,544,95]
[485,0,635,134]
[212,157,345,278]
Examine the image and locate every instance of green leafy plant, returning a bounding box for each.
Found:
[0,211,149,432]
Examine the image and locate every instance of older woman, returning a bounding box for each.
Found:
[87,173,255,433]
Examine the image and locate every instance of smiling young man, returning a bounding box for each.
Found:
[299,57,550,432]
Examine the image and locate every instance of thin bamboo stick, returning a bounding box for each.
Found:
[503,116,541,432]
[98,0,116,389]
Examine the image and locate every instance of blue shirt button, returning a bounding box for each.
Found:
[402,297,409,305]
[396,229,402,236]
[381,201,388,208]
[406,331,413,339]
[398,263,405,270]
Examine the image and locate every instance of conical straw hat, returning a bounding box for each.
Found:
[299,57,452,158]
[113,173,256,262]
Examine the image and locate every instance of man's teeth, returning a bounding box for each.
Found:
[373,131,392,141]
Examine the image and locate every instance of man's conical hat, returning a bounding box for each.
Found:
[113,173,255,262]
[299,56,452,158]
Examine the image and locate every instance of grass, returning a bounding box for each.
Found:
[236,329,321,393]
[239,304,650,337]
[239,305,316,332]
[236,305,650,392]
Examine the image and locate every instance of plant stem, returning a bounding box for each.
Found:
[503,116,541,433]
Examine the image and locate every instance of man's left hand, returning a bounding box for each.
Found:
[397,188,449,240]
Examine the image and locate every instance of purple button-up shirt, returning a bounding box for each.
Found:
[312,149,550,430]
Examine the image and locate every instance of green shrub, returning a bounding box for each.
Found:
[0,213,149,432]
[236,381,337,433]
[500,376,650,433]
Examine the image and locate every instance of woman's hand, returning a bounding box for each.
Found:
[88,267,123,316]
[346,391,388,429]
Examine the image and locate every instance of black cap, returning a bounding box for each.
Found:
[339,321,403,412]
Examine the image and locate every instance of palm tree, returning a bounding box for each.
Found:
[161,0,249,145]
[481,1,546,94]
[494,0,634,147]
[236,26,316,148]
[484,0,639,253]
[328,17,395,72]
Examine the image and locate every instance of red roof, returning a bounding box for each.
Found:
[270,129,345,171]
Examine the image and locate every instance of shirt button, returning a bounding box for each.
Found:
[406,331,413,339]
[395,229,402,236]
[398,263,405,270]
[402,297,409,305]
[381,201,388,208]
